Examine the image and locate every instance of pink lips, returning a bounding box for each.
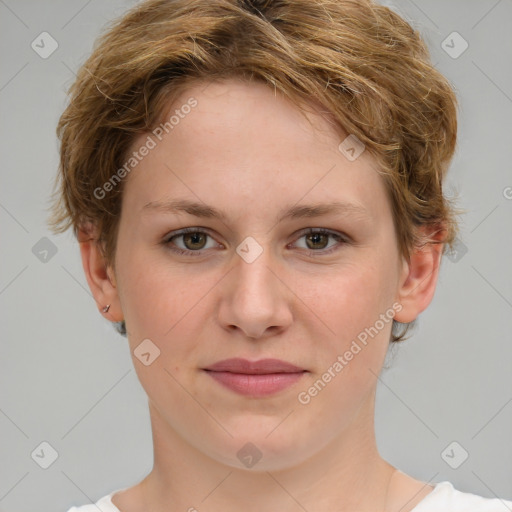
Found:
[203,358,307,397]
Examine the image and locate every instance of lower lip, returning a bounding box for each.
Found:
[204,370,306,397]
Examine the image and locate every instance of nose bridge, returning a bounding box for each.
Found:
[218,236,293,339]
[233,239,281,306]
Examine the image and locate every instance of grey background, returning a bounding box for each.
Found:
[0,0,511,511]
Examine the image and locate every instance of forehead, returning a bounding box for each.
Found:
[121,78,391,224]
[167,78,344,155]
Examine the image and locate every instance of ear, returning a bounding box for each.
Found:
[78,223,123,323]
[394,225,445,324]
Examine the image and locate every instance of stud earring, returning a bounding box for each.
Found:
[102,304,111,313]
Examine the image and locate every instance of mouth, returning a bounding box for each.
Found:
[202,358,307,397]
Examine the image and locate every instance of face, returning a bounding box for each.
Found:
[112,78,406,471]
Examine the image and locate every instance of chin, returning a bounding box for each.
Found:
[203,424,315,472]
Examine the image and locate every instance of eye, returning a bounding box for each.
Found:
[163,227,349,257]
[163,228,220,256]
[291,228,349,256]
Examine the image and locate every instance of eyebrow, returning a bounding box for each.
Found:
[142,198,369,223]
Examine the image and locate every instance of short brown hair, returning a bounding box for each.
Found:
[48,0,460,342]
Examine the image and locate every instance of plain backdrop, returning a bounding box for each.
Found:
[0,1,511,511]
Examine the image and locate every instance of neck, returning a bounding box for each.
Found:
[140,392,396,512]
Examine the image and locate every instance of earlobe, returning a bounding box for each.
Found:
[78,225,123,323]
[394,229,445,324]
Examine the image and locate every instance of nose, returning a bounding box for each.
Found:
[216,246,293,340]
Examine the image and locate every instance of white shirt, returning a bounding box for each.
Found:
[66,481,512,511]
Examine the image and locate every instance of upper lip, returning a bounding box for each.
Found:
[203,358,306,374]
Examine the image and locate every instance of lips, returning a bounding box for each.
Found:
[203,358,305,374]
[202,358,307,397]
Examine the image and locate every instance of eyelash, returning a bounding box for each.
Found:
[162,227,349,257]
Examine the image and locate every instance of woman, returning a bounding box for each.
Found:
[49,0,512,510]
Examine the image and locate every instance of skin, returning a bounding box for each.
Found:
[80,78,444,512]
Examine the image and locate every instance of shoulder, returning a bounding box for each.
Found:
[413,481,512,512]
[65,490,121,512]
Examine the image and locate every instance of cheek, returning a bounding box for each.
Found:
[115,242,229,375]
[293,252,397,398]
[114,247,209,402]
[291,263,394,433]
[295,257,395,343]
[115,242,196,342]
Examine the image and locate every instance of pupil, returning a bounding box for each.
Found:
[308,233,327,249]
[186,233,205,249]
